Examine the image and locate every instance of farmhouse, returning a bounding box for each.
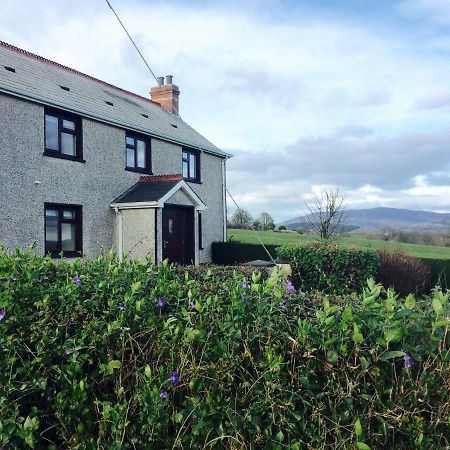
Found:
[0,41,230,264]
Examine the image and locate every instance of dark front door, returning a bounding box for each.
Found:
[162,205,195,265]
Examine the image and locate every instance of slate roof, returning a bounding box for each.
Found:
[111,174,201,205]
[0,41,230,158]
[113,179,180,203]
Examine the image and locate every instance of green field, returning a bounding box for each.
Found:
[228,228,450,260]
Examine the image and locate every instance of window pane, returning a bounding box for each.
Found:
[61,223,76,252]
[126,136,135,146]
[126,148,135,167]
[62,119,75,130]
[63,210,75,219]
[45,209,59,252]
[61,132,76,156]
[189,154,196,179]
[168,218,174,235]
[182,160,188,178]
[45,115,59,150]
[182,151,187,160]
[136,140,146,168]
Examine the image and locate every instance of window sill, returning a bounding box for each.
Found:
[48,251,83,259]
[184,178,202,184]
[43,151,85,163]
[125,167,153,175]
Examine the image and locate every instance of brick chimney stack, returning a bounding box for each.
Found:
[150,75,180,114]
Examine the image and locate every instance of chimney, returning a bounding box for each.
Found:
[150,75,180,114]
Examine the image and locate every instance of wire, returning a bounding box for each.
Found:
[103,3,272,265]
[226,188,277,266]
[105,0,159,83]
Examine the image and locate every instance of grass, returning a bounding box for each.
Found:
[228,228,450,260]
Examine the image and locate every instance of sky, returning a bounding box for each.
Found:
[1,0,450,222]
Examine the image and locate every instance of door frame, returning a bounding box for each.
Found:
[162,204,195,265]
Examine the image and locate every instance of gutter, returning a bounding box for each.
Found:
[222,156,229,242]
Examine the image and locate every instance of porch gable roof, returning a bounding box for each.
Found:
[110,174,206,210]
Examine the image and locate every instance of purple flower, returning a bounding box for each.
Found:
[403,353,414,369]
[240,281,249,289]
[240,293,247,303]
[73,275,82,286]
[170,371,180,386]
[156,297,166,309]
[189,301,196,309]
[117,304,127,311]
[160,390,168,399]
[286,281,296,294]
[192,414,198,420]
[0,310,5,322]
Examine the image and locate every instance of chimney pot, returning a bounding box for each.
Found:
[150,77,180,114]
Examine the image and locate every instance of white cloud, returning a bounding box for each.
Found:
[1,0,449,219]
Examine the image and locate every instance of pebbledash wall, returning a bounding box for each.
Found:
[0,93,225,263]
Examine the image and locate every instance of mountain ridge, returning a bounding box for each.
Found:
[281,207,450,232]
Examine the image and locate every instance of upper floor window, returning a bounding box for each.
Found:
[44,108,83,161]
[45,203,82,257]
[125,132,151,174]
[182,148,200,182]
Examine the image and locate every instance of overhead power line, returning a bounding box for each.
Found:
[105,0,158,83]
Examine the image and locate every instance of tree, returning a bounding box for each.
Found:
[230,208,253,229]
[304,188,345,240]
[258,212,275,231]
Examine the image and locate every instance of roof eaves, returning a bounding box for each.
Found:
[0,85,231,158]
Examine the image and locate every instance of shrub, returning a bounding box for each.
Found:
[277,242,379,294]
[377,249,431,295]
[0,249,449,449]
[420,257,450,289]
[212,242,279,265]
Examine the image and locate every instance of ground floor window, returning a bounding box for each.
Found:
[45,203,82,257]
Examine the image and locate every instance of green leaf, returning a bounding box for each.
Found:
[405,293,415,309]
[342,306,353,321]
[275,430,284,442]
[380,351,405,361]
[432,298,443,317]
[356,443,371,450]
[354,418,362,439]
[352,323,364,344]
[131,281,141,294]
[384,327,404,344]
[106,360,122,374]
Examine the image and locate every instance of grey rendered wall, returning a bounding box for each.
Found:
[0,94,143,258]
[0,93,225,262]
[121,208,155,262]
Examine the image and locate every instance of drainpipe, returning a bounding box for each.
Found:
[221,157,228,242]
[114,207,123,263]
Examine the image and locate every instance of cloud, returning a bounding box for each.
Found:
[415,91,450,110]
[227,126,450,220]
[1,0,450,219]
[398,0,450,26]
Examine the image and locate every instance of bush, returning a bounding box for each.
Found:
[0,249,449,449]
[377,249,431,295]
[420,257,450,289]
[277,242,379,294]
[212,242,279,265]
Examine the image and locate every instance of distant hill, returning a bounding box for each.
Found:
[281,207,450,232]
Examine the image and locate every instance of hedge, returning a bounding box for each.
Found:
[277,242,379,294]
[421,258,450,289]
[211,242,279,265]
[1,249,450,448]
